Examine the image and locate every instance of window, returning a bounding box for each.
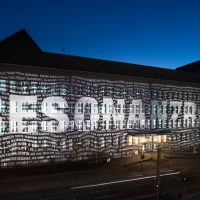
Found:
[152,119,156,128]
[51,102,58,113]
[116,104,121,114]
[93,104,98,114]
[128,120,134,129]
[0,121,6,134]
[116,120,120,129]
[102,120,106,130]
[10,101,17,113]
[77,103,83,113]
[130,105,134,114]
[123,104,126,113]
[10,121,17,133]
[158,119,162,128]
[51,121,58,132]
[41,83,48,93]
[21,81,28,94]
[84,103,91,114]
[32,121,37,133]
[189,106,193,114]
[109,120,113,129]
[60,120,67,132]
[10,80,17,93]
[175,106,178,114]
[22,121,28,133]
[108,104,113,113]
[85,120,91,130]
[69,120,74,130]
[77,120,83,131]
[135,105,140,114]
[60,83,67,95]
[42,102,48,113]
[141,120,145,129]
[21,102,29,112]
[159,105,163,114]
[152,105,157,114]
[0,80,6,93]
[94,120,98,130]
[32,102,37,112]
[31,82,37,94]
[41,121,48,132]
[0,100,6,113]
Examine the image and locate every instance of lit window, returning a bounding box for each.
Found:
[42,102,48,113]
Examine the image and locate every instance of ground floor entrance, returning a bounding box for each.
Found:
[127,135,168,155]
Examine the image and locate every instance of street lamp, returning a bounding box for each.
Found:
[156,144,161,200]
[94,140,98,168]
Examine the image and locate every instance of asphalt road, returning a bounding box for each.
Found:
[1,170,200,200]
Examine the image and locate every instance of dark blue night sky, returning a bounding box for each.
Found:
[1,0,200,69]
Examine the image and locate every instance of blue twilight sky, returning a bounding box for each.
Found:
[0,0,200,69]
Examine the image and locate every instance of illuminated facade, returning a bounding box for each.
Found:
[0,30,200,167]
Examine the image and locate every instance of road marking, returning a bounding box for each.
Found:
[70,171,180,190]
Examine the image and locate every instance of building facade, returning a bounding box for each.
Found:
[0,30,200,167]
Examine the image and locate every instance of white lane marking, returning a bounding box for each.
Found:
[71,171,180,190]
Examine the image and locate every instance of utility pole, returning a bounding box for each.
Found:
[156,144,161,200]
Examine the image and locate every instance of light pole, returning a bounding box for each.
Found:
[94,140,98,168]
[156,144,161,200]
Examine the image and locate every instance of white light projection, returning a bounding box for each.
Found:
[8,95,198,133]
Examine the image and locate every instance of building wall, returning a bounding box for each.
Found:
[0,64,200,167]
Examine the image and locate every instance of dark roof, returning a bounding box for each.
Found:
[0,29,200,84]
[176,60,200,73]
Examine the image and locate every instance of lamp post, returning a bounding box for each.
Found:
[94,140,98,168]
[156,144,161,200]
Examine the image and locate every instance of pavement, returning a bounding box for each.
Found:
[0,151,200,199]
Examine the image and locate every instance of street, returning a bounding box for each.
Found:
[0,170,200,200]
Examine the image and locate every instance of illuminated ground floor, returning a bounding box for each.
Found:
[127,135,168,155]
